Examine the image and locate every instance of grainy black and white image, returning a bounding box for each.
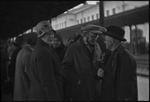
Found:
[0,1,149,101]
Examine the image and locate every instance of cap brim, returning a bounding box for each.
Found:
[38,30,56,38]
[89,30,103,34]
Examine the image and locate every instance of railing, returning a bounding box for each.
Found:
[134,55,149,69]
[134,55,149,77]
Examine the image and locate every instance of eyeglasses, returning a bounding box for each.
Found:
[88,32,99,39]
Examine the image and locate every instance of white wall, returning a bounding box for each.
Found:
[66,14,76,27]
[75,4,99,24]
[104,1,123,16]
[51,1,149,40]
[124,1,149,10]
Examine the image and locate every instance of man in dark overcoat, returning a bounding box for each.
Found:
[29,21,63,101]
[62,24,106,101]
[98,25,138,101]
[13,32,37,101]
[7,35,25,97]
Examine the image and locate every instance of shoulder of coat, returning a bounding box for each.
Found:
[117,47,135,61]
[117,45,126,55]
[119,47,133,58]
[67,40,81,50]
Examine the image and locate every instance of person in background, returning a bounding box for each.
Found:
[66,37,74,47]
[73,33,82,43]
[98,25,138,101]
[29,20,63,101]
[13,32,37,101]
[1,39,8,95]
[7,35,25,98]
[7,40,17,63]
[62,24,106,101]
[66,33,82,47]
[52,33,70,101]
[52,33,66,62]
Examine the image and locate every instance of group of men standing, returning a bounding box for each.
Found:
[13,20,138,101]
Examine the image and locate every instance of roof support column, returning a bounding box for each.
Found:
[134,24,138,56]
[99,1,104,26]
[129,25,134,54]
[97,0,106,53]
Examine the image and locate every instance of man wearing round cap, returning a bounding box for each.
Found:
[98,25,138,101]
[29,20,63,101]
[13,32,37,101]
[62,24,106,101]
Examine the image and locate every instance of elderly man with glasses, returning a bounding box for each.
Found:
[62,24,106,101]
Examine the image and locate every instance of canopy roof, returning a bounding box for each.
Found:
[0,1,86,39]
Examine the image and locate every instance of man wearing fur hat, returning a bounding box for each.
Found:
[29,20,63,101]
[98,25,138,101]
[62,24,106,101]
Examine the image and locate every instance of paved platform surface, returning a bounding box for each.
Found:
[1,75,149,101]
[137,76,149,101]
[137,67,149,77]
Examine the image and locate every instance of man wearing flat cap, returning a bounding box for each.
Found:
[62,24,106,101]
[29,20,63,101]
[98,25,138,101]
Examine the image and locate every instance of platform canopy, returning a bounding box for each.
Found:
[0,1,86,39]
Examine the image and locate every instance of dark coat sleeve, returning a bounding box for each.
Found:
[62,45,80,86]
[115,53,138,101]
[37,51,61,100]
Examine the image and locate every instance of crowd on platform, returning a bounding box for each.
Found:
[1,20,138,101]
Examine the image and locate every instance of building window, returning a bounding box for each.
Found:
[80,19,83,24]
[112,8,116,14]
[106,10,109,16]
[56,24,58,29]
[77,20,79,24]
[64,21,66,27]
[88,16,90,22]
[96,13,99,19]
[92,15,94,20]
[84,18,86,22]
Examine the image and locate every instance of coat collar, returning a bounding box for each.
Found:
[23,44,33,53]
[78,38,102,64]
[36,38,49,47]
[79,38,95,52]
[112,44,125,56]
